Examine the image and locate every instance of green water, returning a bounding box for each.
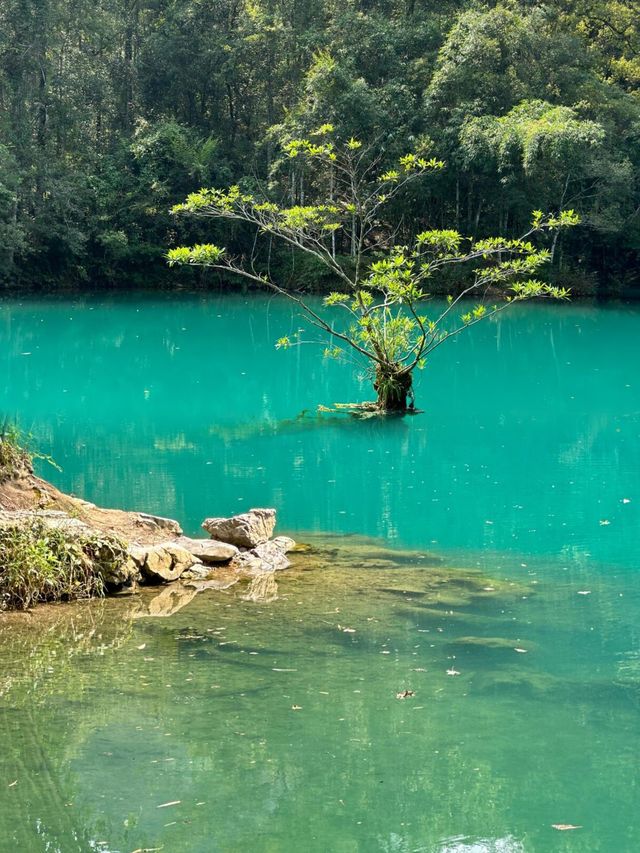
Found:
[0,292,639,851]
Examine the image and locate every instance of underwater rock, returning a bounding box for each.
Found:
[201,507,276,548]
[448,636,536,653]
[183,569,241,591]
[174,536,238,563]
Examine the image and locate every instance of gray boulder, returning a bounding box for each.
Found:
[174,536,238,563]
[137,512,183,535]
[201,507,276,548]
[231,536,296,574]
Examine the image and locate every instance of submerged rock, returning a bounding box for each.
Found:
[174,536,238,563]
[201,507,276,548]
[448,636,535,653]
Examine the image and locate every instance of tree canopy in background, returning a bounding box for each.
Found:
[0,0,638,294]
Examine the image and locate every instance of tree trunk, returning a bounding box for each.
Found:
[374,368,413,412]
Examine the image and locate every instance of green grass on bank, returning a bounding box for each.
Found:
[0,520,129,610]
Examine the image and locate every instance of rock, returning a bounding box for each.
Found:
[272,536,296,553]
[184,574,240,592]
[174,536,238,563]
[103,555,140,587]
[231,537,295,574]
[201,507,276,548]
[180,564,211,580]
[252,540,292,571]
[0,509,92,535]
[137,512,182,535]
[127,545,148,568]
[138,542,200,583]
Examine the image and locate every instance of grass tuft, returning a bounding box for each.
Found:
[0,520,129,610]
[0,419,32,482]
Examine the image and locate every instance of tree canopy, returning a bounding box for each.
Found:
[168,129,576,411]
[0,0,637,293]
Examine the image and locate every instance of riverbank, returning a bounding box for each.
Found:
[0,461,297,610]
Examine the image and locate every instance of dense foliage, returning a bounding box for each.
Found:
[0,520,128,610]
[0,0,638,293]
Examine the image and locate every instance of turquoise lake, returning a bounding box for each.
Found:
[0,292,639,851]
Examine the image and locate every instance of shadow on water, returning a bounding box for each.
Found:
[207,406,415,444]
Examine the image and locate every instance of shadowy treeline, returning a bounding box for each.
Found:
[0,0,638,295]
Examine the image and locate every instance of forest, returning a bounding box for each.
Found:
[0,0,638,295]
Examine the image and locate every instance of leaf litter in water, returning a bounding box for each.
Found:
[396,690,415,699]
[551,824,582,831]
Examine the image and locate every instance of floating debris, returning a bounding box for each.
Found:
[396,689,415,699]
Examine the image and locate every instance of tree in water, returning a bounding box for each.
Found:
[168,126,577,412]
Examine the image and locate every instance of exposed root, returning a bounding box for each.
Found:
[318,402,423,418]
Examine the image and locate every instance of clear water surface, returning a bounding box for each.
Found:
[0,291,638,852]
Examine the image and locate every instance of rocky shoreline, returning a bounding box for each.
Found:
[0,464,296,609]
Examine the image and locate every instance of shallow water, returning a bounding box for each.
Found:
[0,292,639,851]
